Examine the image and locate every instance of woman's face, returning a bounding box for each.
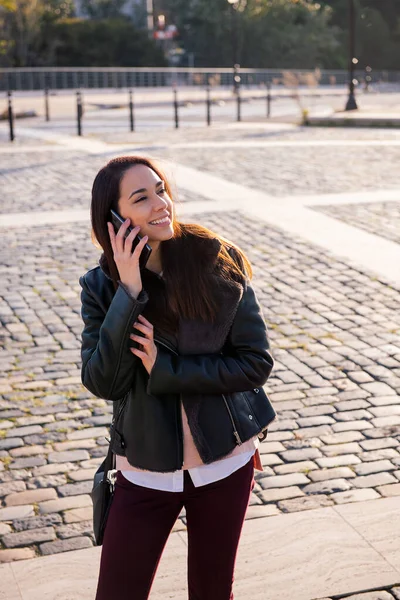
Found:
[117,164,174,249]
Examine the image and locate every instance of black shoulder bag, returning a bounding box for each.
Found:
[90,398,127,546]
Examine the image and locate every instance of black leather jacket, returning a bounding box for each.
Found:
[79,242,276,472]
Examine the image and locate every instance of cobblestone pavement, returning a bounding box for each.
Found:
[313,201,400,246]
[154,144,400,197]
[0,123,400,575]
[0,201,399,562]
[0,150,92,214]
[2,126,400,214]
[316,586,400,600]
[0,151,205,214]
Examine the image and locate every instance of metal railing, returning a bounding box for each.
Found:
[1,67,400,92]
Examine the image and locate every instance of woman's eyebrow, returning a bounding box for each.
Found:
[129,187,146,199]
[128,181,164,200]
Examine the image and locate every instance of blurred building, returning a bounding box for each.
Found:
[73,0,144,19]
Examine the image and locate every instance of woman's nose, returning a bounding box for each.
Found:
[153,195,168,209]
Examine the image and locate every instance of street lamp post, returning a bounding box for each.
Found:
[146,0,154,37]
[345,0,358,111]
[227,0,241,95]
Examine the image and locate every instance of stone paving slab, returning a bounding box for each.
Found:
[1,496,400,599]
[0,562,23,599]
[314,588,400,600]
[312,201,400,246]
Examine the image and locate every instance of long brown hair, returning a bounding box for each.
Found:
[90,155,253,327]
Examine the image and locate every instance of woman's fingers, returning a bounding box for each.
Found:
[130,347,146,359]
[107,222,116,255]
[133,321,153,335]
[107,220,131,255]
[130,334,150,346]
[129,315,157,375]
[114,218,131,254]
[132,322,147,334]
[138,314,150,323]
[123,225,141,257]
[137,314,153,329]
[131,316,154,357]
[125,234,149,264]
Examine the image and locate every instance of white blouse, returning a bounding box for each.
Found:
[119,437,259,492]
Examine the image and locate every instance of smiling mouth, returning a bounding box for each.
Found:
[148,215,171,226]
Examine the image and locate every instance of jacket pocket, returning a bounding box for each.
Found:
[227,387,277,443]
[243,387,277,432]
[241,391,261,429]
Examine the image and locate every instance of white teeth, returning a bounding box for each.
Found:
[150,216,169,225]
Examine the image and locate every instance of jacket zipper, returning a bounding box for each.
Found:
[222,393,243,445]
[178,393,184,468]
[155,338,243,448]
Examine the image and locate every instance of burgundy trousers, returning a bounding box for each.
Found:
[95,457,255,600]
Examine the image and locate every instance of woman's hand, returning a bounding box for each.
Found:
[107,219,148,299]
[129,314,158,375]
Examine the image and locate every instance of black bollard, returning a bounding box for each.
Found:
[7,91,14,142]
[233,63,241,96]
[236,90,241,122]
[364,66,372,93]
[129,89,134,132]
[266,83,271,118]
[173,89,179,129]
[206,87,211,126]
[44,88,50,122]
[76,90,83,136]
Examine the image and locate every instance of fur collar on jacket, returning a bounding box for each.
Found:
[98,233,244,355]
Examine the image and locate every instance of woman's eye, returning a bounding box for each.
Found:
[158,188,166,194]
[136,196,147,203]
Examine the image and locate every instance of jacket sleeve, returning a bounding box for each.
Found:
[79,274,149,401]
[146,280,274,395]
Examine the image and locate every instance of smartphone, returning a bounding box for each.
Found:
[110,209,152,270]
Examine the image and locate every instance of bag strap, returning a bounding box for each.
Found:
[102,396,127,484]
[102,440,115,485]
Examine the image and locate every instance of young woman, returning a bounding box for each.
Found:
[79,156,276,600]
